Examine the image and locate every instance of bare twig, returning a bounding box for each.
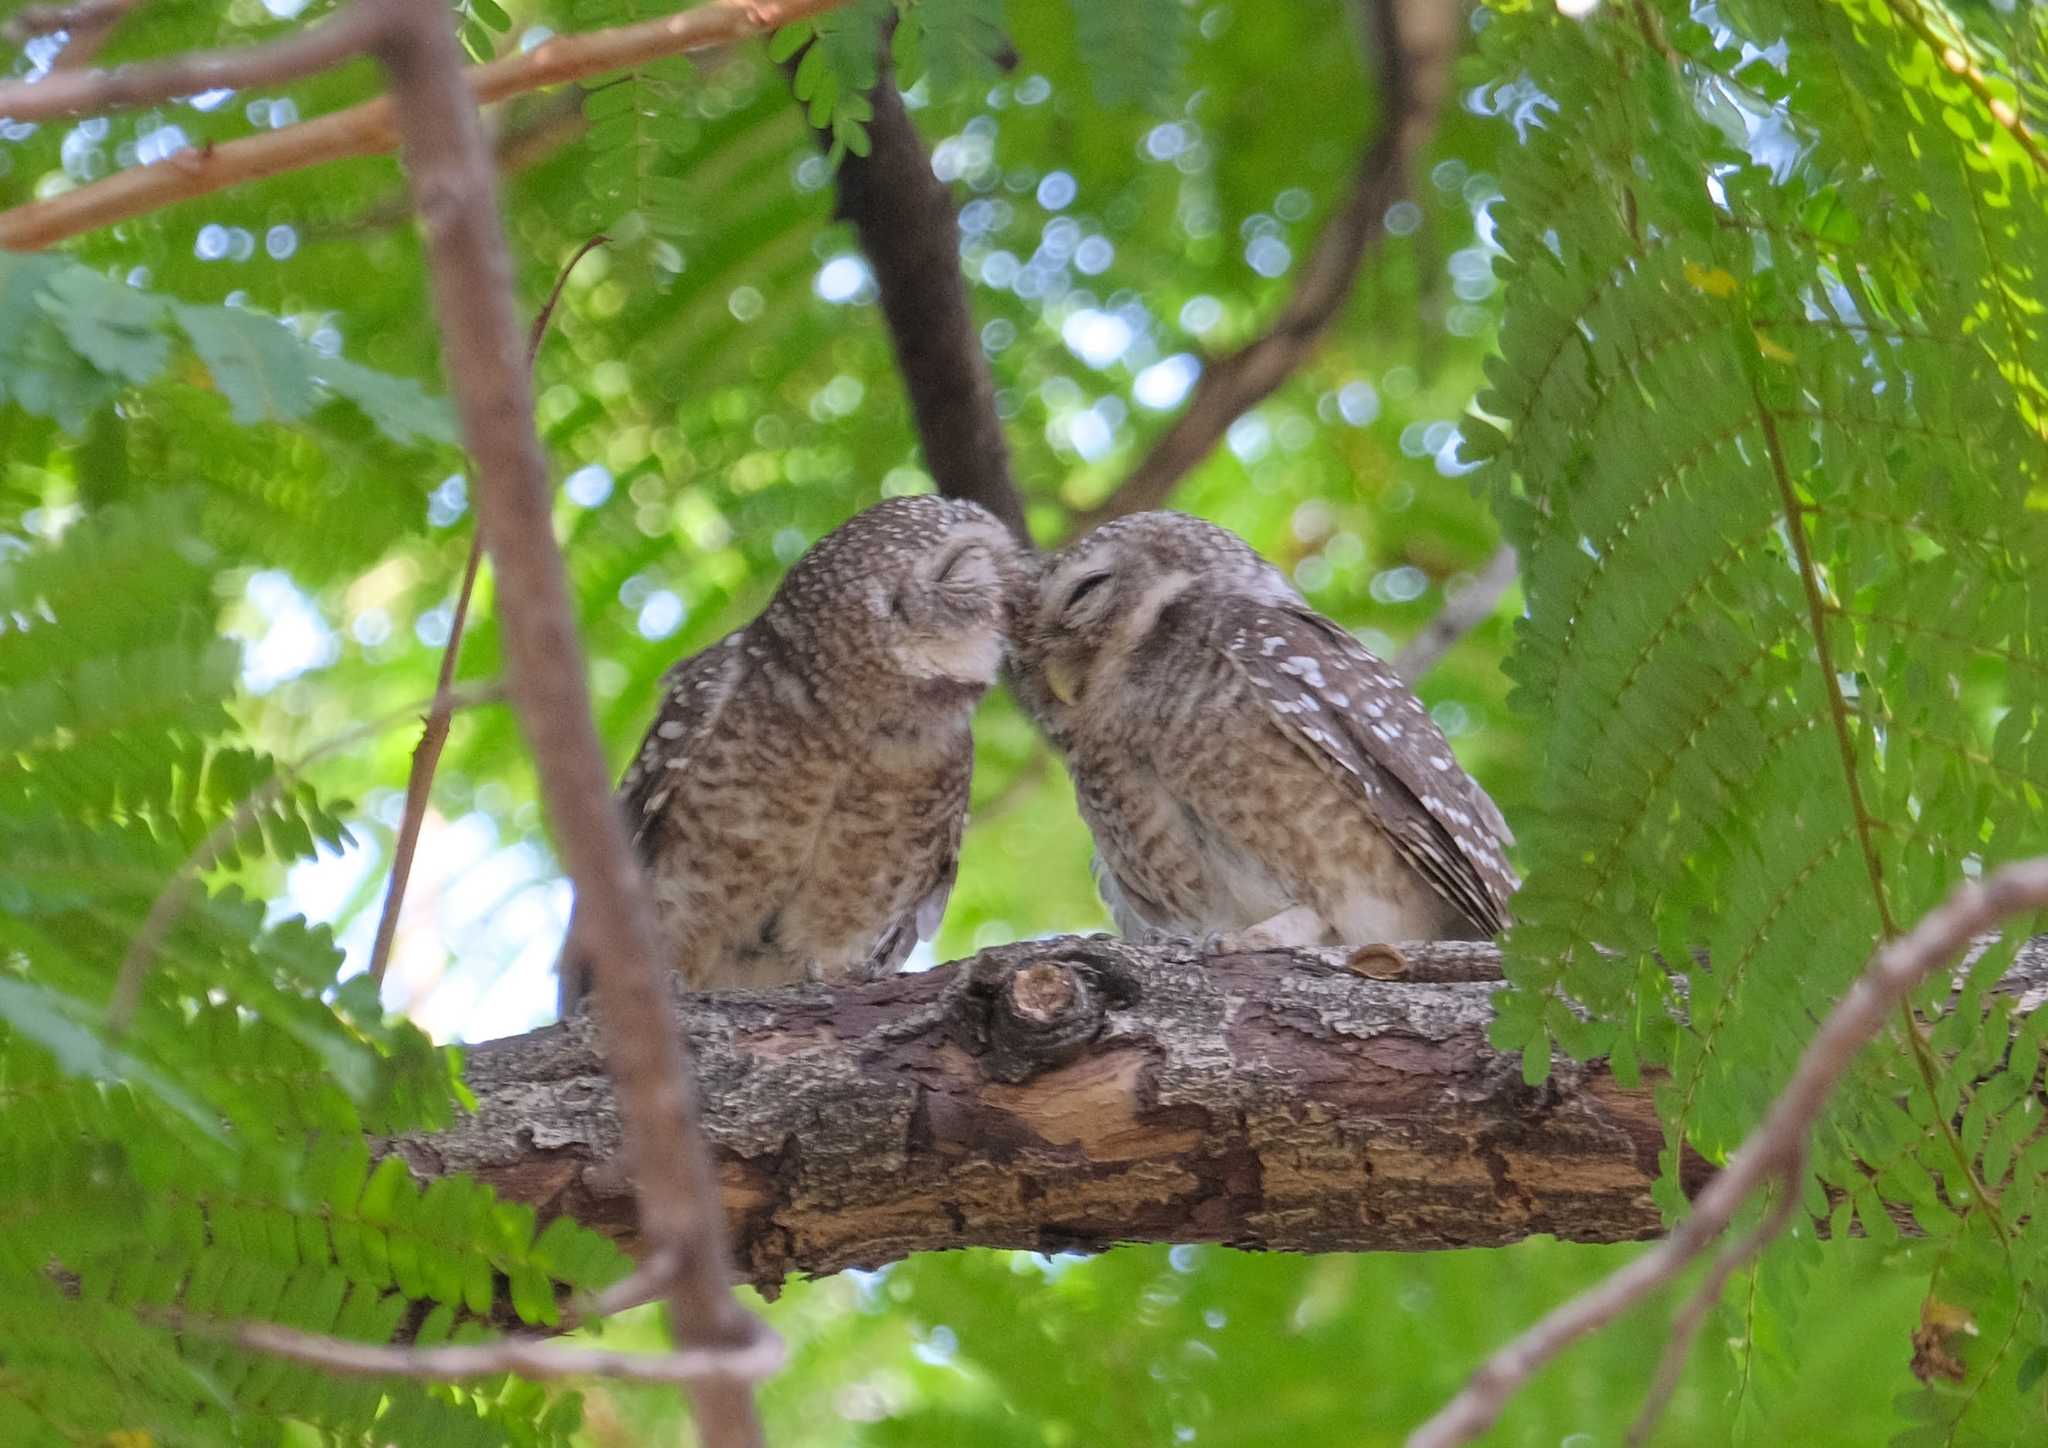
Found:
[1407,855,2048,1448]
[1068,0,1460,536]
[0,0,849,250]
[106,681,505,1032]
[0,7,380,123]
[366,233,607,989]
[366,0,765,1442]
[816,29,1030,543]
[1392,543,1518,681]
[233,1319,784,1387]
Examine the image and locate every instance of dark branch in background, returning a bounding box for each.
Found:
[0,5,380,122]
[366,233,608,990]
[1069,0,1460,536]
[0,0,851,250]
[364,1,767,1442]
[387,933,2048,1292]
[810,33,1032,544]
[1407,858,2048,1448]
[1393,543,1518,681]
[107,683,505,1032]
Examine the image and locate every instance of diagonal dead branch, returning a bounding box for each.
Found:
[1406,856,2048,1448]
[1068,0,1460,537]
[0,5,380,122]
[366,233,608,990]
[0,0,850,250]
[365,0,765,1441]
[812,30,1031,543]
[1393,543,1518,681]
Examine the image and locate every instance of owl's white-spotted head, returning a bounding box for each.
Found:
[767,494,1024,693]
[1013,511,1295,726]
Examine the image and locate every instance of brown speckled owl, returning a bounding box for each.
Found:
[1009,510,1516,951]
[557,495,1022,1012]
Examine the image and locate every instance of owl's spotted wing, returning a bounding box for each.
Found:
[617,633,746,861]
[1215,600,1517,936]
[557,635,745,1016]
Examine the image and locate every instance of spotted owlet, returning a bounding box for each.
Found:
[1009,510,1516,952]
[557,495,1022,1012]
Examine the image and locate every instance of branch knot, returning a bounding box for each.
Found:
[951,939,1141,1083]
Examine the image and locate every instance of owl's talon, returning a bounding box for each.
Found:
[1346,943,1410,979]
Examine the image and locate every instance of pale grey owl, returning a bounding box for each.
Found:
[557,495,1022,1012]
[1009,510,1516,952]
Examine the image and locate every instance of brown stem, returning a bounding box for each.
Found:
[0,6,380,122]
[364,0,764,1442]
[366,233,608,989]
[0,0,850,250]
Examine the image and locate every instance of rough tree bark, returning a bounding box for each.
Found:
[389,934,2048,1292]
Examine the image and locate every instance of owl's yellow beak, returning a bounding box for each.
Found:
[1045,659,1081,705]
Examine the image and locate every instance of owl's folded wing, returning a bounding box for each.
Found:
[1213,599,1517,937]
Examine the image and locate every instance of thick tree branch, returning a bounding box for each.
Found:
[0,7,380,123]
[819,40,1031,543]
[1408,858,2048,1448]
[386,933,2048,1291]
[0,0,849,251]
[366,1,763,1442]
[1070,0,1460,536]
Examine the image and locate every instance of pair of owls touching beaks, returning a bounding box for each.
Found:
[557,495,1516,1012]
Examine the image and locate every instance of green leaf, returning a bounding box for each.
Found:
[173,304,320,425]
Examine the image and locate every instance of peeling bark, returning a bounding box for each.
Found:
[393,934,2048,1291]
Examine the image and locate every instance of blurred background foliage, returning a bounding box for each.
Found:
[3,0,2041,1443]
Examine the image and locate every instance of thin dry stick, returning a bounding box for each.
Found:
[0,0,848,250]
[234,1319,784,1388]
[1067,0,1459,537]
[0,6,381,122]
[365,233,608,989]
[1392,543,1518,681]
[1406,855,2048,1448]
[106,682,505,1031]
[365,0,767,1443]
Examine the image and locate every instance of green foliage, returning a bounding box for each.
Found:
[18,0,2039,1443]
[0,497,631,1444]
[0,253,455,442]
[1469,0,2048,1436]
[1065,0,1187,112]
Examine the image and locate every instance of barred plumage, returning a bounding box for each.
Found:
[1009,510,1515,952]
[557,495,1022,1011]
